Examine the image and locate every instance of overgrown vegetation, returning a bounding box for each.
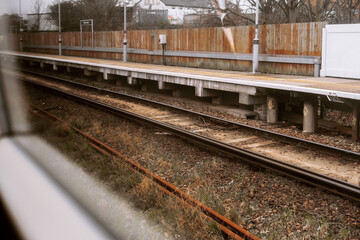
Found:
[31,116,225,239]
[4,0,357,34]
[27,85,359,239]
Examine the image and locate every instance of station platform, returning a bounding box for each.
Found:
[1,51,359,140]
[2,51,360,100]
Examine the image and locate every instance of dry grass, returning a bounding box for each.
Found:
[26,87,359,240]
[31,116,225,240]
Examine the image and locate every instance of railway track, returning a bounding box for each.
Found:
[8,68,360,186]
[17,67,360,161]
[20,75,360,203]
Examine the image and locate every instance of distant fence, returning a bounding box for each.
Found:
[6,22,326,76]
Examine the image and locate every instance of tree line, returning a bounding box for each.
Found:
[48,0,134,32]
[47,0,360,30]
[198,0,360,27]
[0,0,359,33]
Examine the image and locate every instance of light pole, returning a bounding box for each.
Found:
[252,0,259,73]
[19,0,23,52]
[58,2,62,56]
[123,1,127,62]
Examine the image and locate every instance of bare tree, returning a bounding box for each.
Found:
[334,0,360,23]
[304,0,335,22]
[77,0,122,30]
[247,0,286,24]
[275,0,307,23]
[31,0,44,31]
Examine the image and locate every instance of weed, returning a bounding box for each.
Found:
[340,228,350,239]
[207,220,222,235]
[72,118,91,130]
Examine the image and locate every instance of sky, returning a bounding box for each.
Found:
[0,0,56,16]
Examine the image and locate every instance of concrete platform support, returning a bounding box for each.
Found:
[239,94,265,105]
[127,76,138,85]
[53,64,58,71]
[352,102,359,142]
[95,71,109,82]
[195,87,219,98]
[303,100,317,133]
[66,66,71,73]
[102,72,108,81]
[40,63,45,69]
[267,96,278,123]
[158,81,173,90]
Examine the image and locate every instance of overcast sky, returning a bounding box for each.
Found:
[0,0,56,16]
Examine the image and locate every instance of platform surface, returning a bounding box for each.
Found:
[2,51,360,100]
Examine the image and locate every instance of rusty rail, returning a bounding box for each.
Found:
[31,104,259,240]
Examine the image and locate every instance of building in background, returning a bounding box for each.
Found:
[135,0,212,25]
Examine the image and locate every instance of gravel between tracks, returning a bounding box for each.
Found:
[19,69,360,153]
[17,71,360,186]
[26,85,360,239]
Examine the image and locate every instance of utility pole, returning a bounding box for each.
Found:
[252,0,259,73]
[123,1,127,62]
[58,2,62,56]
[19,0,23,52]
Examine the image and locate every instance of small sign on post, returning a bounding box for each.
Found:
[80,19,94,48]
[159,34,166,65]
[81,20,92,25]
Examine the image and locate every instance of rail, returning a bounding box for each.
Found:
[24,79,360,203]
[19,68,360,160]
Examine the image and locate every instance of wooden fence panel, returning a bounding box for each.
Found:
[6,22,326,75]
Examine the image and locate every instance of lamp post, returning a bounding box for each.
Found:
[252,0,259,73]
[58,2,62,56]
[123,1,127,62]
[19,0,23,52]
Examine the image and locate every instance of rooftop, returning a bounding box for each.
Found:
[160,0,212,8]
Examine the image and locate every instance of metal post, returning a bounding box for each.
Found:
[91,19,94,48]
[58,3,62,56]
[19,0,23,52]
[162,44,166,65]
[123,2,127,62]
[252,0,259,73]
[80,20,82,47]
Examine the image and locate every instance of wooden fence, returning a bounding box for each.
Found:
[7,22,327,76]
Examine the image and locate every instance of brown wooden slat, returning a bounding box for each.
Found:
[7,22,325,75]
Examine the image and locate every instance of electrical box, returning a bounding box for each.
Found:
[159,34,167,44]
